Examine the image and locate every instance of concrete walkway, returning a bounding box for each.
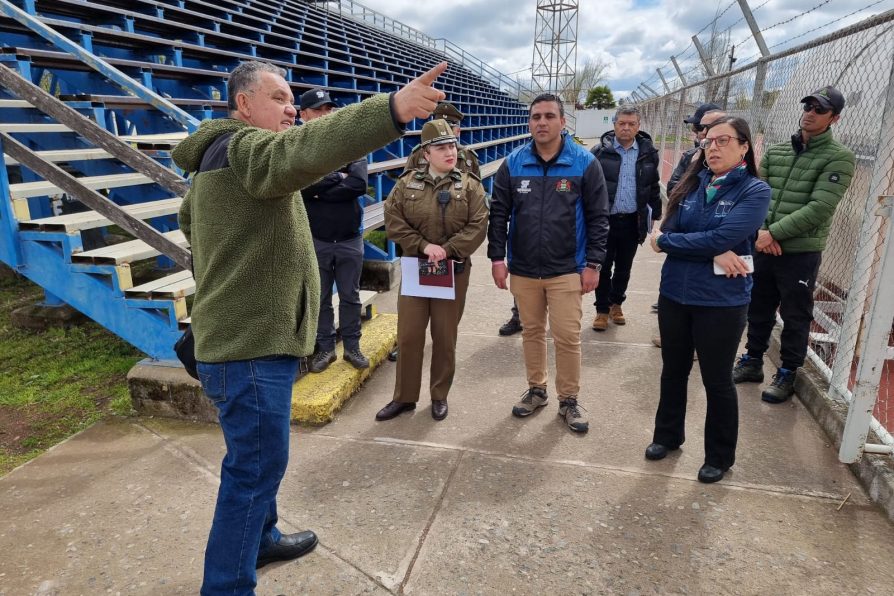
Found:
[2,248,894,595]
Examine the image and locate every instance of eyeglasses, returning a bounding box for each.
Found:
[802,103,832,115]
[699,135,746,149]
[691,123,705,133]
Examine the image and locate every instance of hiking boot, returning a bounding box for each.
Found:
[558,397,589,433]
[344,348,369,370]
[511,387,548,417]
[499,316,523,336]
[592,312,609,331]
[732,354,764,383]
[609,304,626,325]
[762,368,796,404]
[309,349,336,373]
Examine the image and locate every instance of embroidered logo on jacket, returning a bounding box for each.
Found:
[517,180,532,194]
[829,173,840,183]
[555,179,571,193]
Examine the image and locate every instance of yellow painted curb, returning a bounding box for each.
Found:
[291,313,397,425]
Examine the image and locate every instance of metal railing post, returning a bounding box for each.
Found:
[839,195,894,462]
[829,57,894,401]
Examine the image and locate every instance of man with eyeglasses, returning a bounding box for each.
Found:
[733,86,855,404]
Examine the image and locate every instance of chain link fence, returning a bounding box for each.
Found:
[634,11,894,447]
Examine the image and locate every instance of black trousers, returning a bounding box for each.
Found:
[653,295,747,470]
[314,236,364,352]
[745,251,822,370]
[594,214,640,312]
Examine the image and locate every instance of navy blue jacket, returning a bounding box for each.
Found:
[488,135,610,278]
[658,167,771,307]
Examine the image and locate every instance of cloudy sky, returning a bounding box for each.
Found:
[345,0,893,100]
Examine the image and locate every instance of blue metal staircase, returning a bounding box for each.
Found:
[0,0,532,360]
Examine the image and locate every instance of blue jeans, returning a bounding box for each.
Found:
[197,356,299,596]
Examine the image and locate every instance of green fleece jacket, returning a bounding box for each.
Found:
[759,128,855,253]
[174,94,401,362]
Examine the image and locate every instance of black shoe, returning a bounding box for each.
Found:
[309,350,336,373]
[387,347,399,362]
[761,368,796,403]
[431,400,448,421]
[256,530,318,569]
[732,353,764,383]
[697,464,727,484]
[375,401,416,421]
[344,348,370,369]
[499,316,523,336]
[650,302,659,313]
[644,442,678,460]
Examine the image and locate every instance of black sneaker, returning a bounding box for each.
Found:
[732,354,764,383]
[387,347,398,361]
[344,348,369,370]
[762,368,796,403]
[309,349,336,373]
[499,316,523,336]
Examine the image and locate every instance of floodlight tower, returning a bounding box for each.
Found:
[531,0,579,100]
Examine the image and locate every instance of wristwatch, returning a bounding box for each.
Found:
[585,262,602,272]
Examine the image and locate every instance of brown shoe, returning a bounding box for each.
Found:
[609,304,626,325]
[592,313,609,331]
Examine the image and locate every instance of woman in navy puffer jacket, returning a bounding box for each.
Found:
[644,116,771,484]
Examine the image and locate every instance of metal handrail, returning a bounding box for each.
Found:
[319,0,532,101]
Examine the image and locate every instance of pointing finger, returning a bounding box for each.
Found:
[415,62,448,86]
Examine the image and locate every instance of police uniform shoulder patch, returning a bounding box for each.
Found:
[829,173,840,183]
[406,180,426,190]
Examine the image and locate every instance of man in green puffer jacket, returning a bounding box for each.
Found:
[175,59,447,596]
[733,86,855,404]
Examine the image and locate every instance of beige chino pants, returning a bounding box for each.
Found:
[510,273,583,399]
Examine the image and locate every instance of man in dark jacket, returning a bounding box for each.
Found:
[666,102,722,196]
[590,106,661,331]
[299,88,371,372]
[488,93,609,433]
[733,86,855,403]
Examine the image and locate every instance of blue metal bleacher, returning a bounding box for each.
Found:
[0,0,532,360]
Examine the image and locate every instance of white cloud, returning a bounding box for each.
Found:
[342,0,893,99]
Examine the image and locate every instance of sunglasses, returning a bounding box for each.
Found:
[802,103,832,115]
[691,123,705,133]
[699,134,746,149]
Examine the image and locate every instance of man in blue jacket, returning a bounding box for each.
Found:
[488,93,609,433]
[591,106,661,331]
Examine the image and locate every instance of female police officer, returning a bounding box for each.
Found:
[376,119,488,422]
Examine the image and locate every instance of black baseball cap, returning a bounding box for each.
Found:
[800,86,845,114]
[299,88,337,110]
[683,102,722,124]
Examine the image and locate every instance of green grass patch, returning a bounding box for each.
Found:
[0,271,141,476]
[365,230,387,252]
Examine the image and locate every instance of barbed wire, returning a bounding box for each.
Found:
[767,0,890,50]
[695,0,739,36]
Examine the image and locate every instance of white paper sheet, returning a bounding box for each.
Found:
[400,257,455,300]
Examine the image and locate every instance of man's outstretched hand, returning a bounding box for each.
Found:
[392,62,448,123]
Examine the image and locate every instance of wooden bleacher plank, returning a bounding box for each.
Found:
[0,99,32,108]
[177,290,379,330]
[19,197,182,231]
[118,131,189,147]
[480,158,505,179]
[8,172,153,200]
[0,123,70,133]
[3,147,111,166]
[72,229,187,265]
[125,269,194,299]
